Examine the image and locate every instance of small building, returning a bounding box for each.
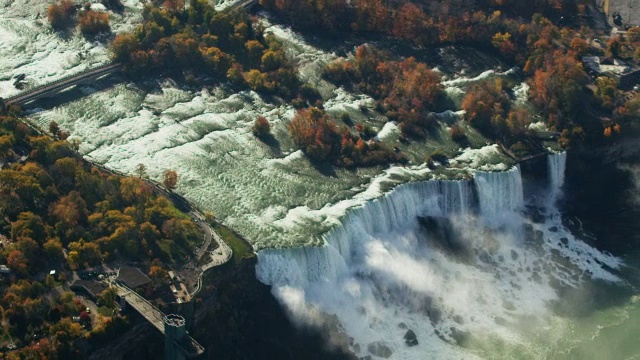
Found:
[0,265,10,274]
[71,280,107,301]
[582,56,640,90]
[117,266,152,289]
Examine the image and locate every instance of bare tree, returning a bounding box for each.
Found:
[135,163,147,178]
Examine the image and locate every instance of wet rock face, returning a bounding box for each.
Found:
[564,136,640,255]
[188,259,356,360]
[404,329,418,347]
[418,216,470,260]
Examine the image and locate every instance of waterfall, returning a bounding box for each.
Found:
[255,164,622,360]
[547,152,567,204]
[256,179,474,288]
[474,166,524,219]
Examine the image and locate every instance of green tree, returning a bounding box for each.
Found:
[98,287,118,307]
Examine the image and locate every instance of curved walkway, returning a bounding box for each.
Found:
[87,161,234,276]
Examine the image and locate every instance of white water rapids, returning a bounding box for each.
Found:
[256,153,622,359]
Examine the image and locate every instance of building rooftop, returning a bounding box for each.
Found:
[71,280,107,300]
[117,266,152,289]
[583,56,638,76]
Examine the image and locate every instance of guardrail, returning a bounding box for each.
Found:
[5,62,121,105]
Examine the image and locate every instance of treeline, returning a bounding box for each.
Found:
[259,0,585,36]
[324,45,444,139]
[0,280,127,359]
[110,0,311,100]
[0,116,199,275]
[315,4,617,148]
[288,107,406,167]
[0,115,194,358]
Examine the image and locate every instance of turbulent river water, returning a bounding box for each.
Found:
[257,153,640,359]
[2,2,640,359]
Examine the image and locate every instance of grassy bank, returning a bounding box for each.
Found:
[213,223,254,264]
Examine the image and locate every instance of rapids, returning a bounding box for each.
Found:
[256,153,624,359]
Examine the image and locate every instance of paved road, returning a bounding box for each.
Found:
[87,161,232,270]
[114,283,165,332]
[114,282,205,355]
[190,224,232,297]
[6,63,121,105]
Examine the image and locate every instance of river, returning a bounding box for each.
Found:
[2,2,639,358]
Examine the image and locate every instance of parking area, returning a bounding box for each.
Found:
[605,0,640,27]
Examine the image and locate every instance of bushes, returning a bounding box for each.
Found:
[449,124,467,144]
[48,1,110,37]
[252,116,271,139]
[47,0,76,31]
[288,107,406,167]
[78,10,111,36]
[461,79,510,138]
[110,3,305,100]
[323,45,444,139]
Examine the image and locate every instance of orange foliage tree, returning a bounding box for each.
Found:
[78,10,111,37]
[47,0,76,31]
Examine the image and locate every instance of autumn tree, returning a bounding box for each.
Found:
[492,32,516,60]
[595,76,619,109]
[149,265,168,285]
[288,107,341,162]
[252,116,271,139]
[570,37,590,57]
[98,287,118,307]
[449,124,467,144]
[49,121,61,138]
[7,250,28,276]
[462,79,510,137]
[47,0,76,31]
[0,134,14,159]
[78,10,111,37]
[392,3,428,44]
[110,33,141,63]
[163,170,178,191]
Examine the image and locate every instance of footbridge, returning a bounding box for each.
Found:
[230,0,257,11]
[4,63,122,106]
[115,283,204,358]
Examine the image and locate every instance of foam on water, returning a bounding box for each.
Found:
[475,166,524,221]
[548,151,567,205]
[256,157,622,359]
[0,0,143,98]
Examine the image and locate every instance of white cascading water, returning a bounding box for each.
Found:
[256,158,622,359]
[257,180,474,288]
[548,151,568,205]
[474,166,524,221]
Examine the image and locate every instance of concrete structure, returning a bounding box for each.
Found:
[114,283,204,358]
[165,314,188,360]
[71,280,107,301]
[582,56,640,90]
[601,0,640,27]
[116,266,152,289]
[4,63,121,106]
